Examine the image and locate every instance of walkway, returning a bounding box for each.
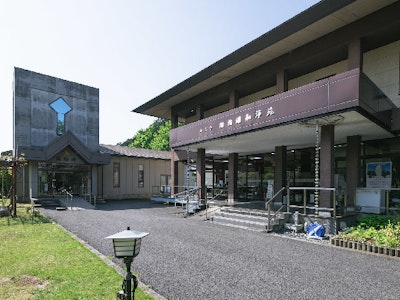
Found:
[41,199,400,300]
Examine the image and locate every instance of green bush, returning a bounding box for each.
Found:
[357,215,394,229]
[338,220,400,248]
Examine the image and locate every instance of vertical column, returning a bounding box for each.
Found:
[320,125,334,209]
[196,105,204,120]
[171,152,179,195]
[346,135,361,207]
[348,38,362,70]
[170,111,179,195]
[276,69,288,94]
[227,92,239,205]
[87,170,92,196]
[228,153,238,205]
[91,166,97,197]
[171,112,179,129]
[29,161,38,198]
[274,146,287,203]
[196,149,206,200]
[229,90,239,109]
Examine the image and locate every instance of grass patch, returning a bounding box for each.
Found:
[0,201,154,299]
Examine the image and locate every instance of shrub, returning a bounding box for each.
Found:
[357,215,394,229]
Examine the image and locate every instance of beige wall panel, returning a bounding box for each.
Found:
[363,41,400,106]
[102,156,173,200]
[239,86,276,106]
[288,61,347,90]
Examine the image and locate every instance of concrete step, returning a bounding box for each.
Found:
[210,207,290,232]
[210,215,268,232]
[32,198,62,207]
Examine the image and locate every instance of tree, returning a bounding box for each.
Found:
[120,118,172,151]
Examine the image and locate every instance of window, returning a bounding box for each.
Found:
[113,162,120,188]
[49,97,72,135]
[160,175,171,195]
[138,164,144,188]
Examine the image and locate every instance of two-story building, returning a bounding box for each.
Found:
[133,0,400,219]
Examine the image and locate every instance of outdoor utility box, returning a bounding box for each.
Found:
[356,188,385,214]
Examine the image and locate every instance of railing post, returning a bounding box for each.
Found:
[385,189,389,215]
[287,188,290,213]
[267,203,271,231]
[333,189,336,218]
[303,189,307,215]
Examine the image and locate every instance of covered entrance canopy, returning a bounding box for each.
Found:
[17,131,109,198]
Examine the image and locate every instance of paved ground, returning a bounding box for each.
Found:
[40,199,400,300]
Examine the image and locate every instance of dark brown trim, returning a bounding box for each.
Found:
[170,69,361,148]
[18,131,109,164]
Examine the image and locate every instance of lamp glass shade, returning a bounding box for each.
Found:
[106,229,149,258]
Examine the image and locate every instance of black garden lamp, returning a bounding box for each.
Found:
[106,227,149,300]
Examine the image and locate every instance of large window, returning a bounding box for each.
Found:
[113,162,120,188]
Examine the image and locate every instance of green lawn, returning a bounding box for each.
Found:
[0,203,154,300]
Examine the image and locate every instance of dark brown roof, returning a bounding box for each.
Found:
[133,0,398,120]
[99,144,171,160]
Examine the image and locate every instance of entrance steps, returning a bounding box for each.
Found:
[59,197,95,210]
[33,197,95,210]
[209,207,290,232]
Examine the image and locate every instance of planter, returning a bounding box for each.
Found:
[0,206,10,217]
[330,238,400,258]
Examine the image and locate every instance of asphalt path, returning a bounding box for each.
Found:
[41,199,400,300]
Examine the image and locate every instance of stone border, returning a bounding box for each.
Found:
[330,238,400,258]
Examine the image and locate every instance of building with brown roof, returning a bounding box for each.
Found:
[134,0,400,226]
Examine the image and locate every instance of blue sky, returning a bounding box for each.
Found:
[0,0,319,151]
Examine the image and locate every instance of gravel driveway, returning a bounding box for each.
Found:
[41,199,400,300]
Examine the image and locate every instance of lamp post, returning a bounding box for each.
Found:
[106,227,149,300]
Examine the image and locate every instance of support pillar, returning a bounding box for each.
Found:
[348,39,362,70]
[29,161,38,199]
[196,148,206,200]
[276,70,288,94]
[196,105,204,120]
[320,125,334,209]
[171,152,179,195]
[171,112,179,129]
[228,153,238,205]
[170,110,179,195]
[346,135,361,207]
[274,146,287,203]
[91,166,97,198]
[229,90,239,109]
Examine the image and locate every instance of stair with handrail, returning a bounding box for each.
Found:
[209,187,291,232]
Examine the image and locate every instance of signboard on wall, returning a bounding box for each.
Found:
[366,162,392,188]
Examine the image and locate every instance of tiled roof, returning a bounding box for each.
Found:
[99,144,171,160]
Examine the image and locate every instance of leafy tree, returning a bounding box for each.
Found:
[1,167,12,199]
[120,118,172,151]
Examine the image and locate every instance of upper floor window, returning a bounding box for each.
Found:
[50,97,72,135]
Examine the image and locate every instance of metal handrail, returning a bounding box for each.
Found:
[265,186,286,208]
[173,186,201,199]
[205,189,225,220]
[61,189,73,210]
[265,187,286,232]
[287,186,336,217]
